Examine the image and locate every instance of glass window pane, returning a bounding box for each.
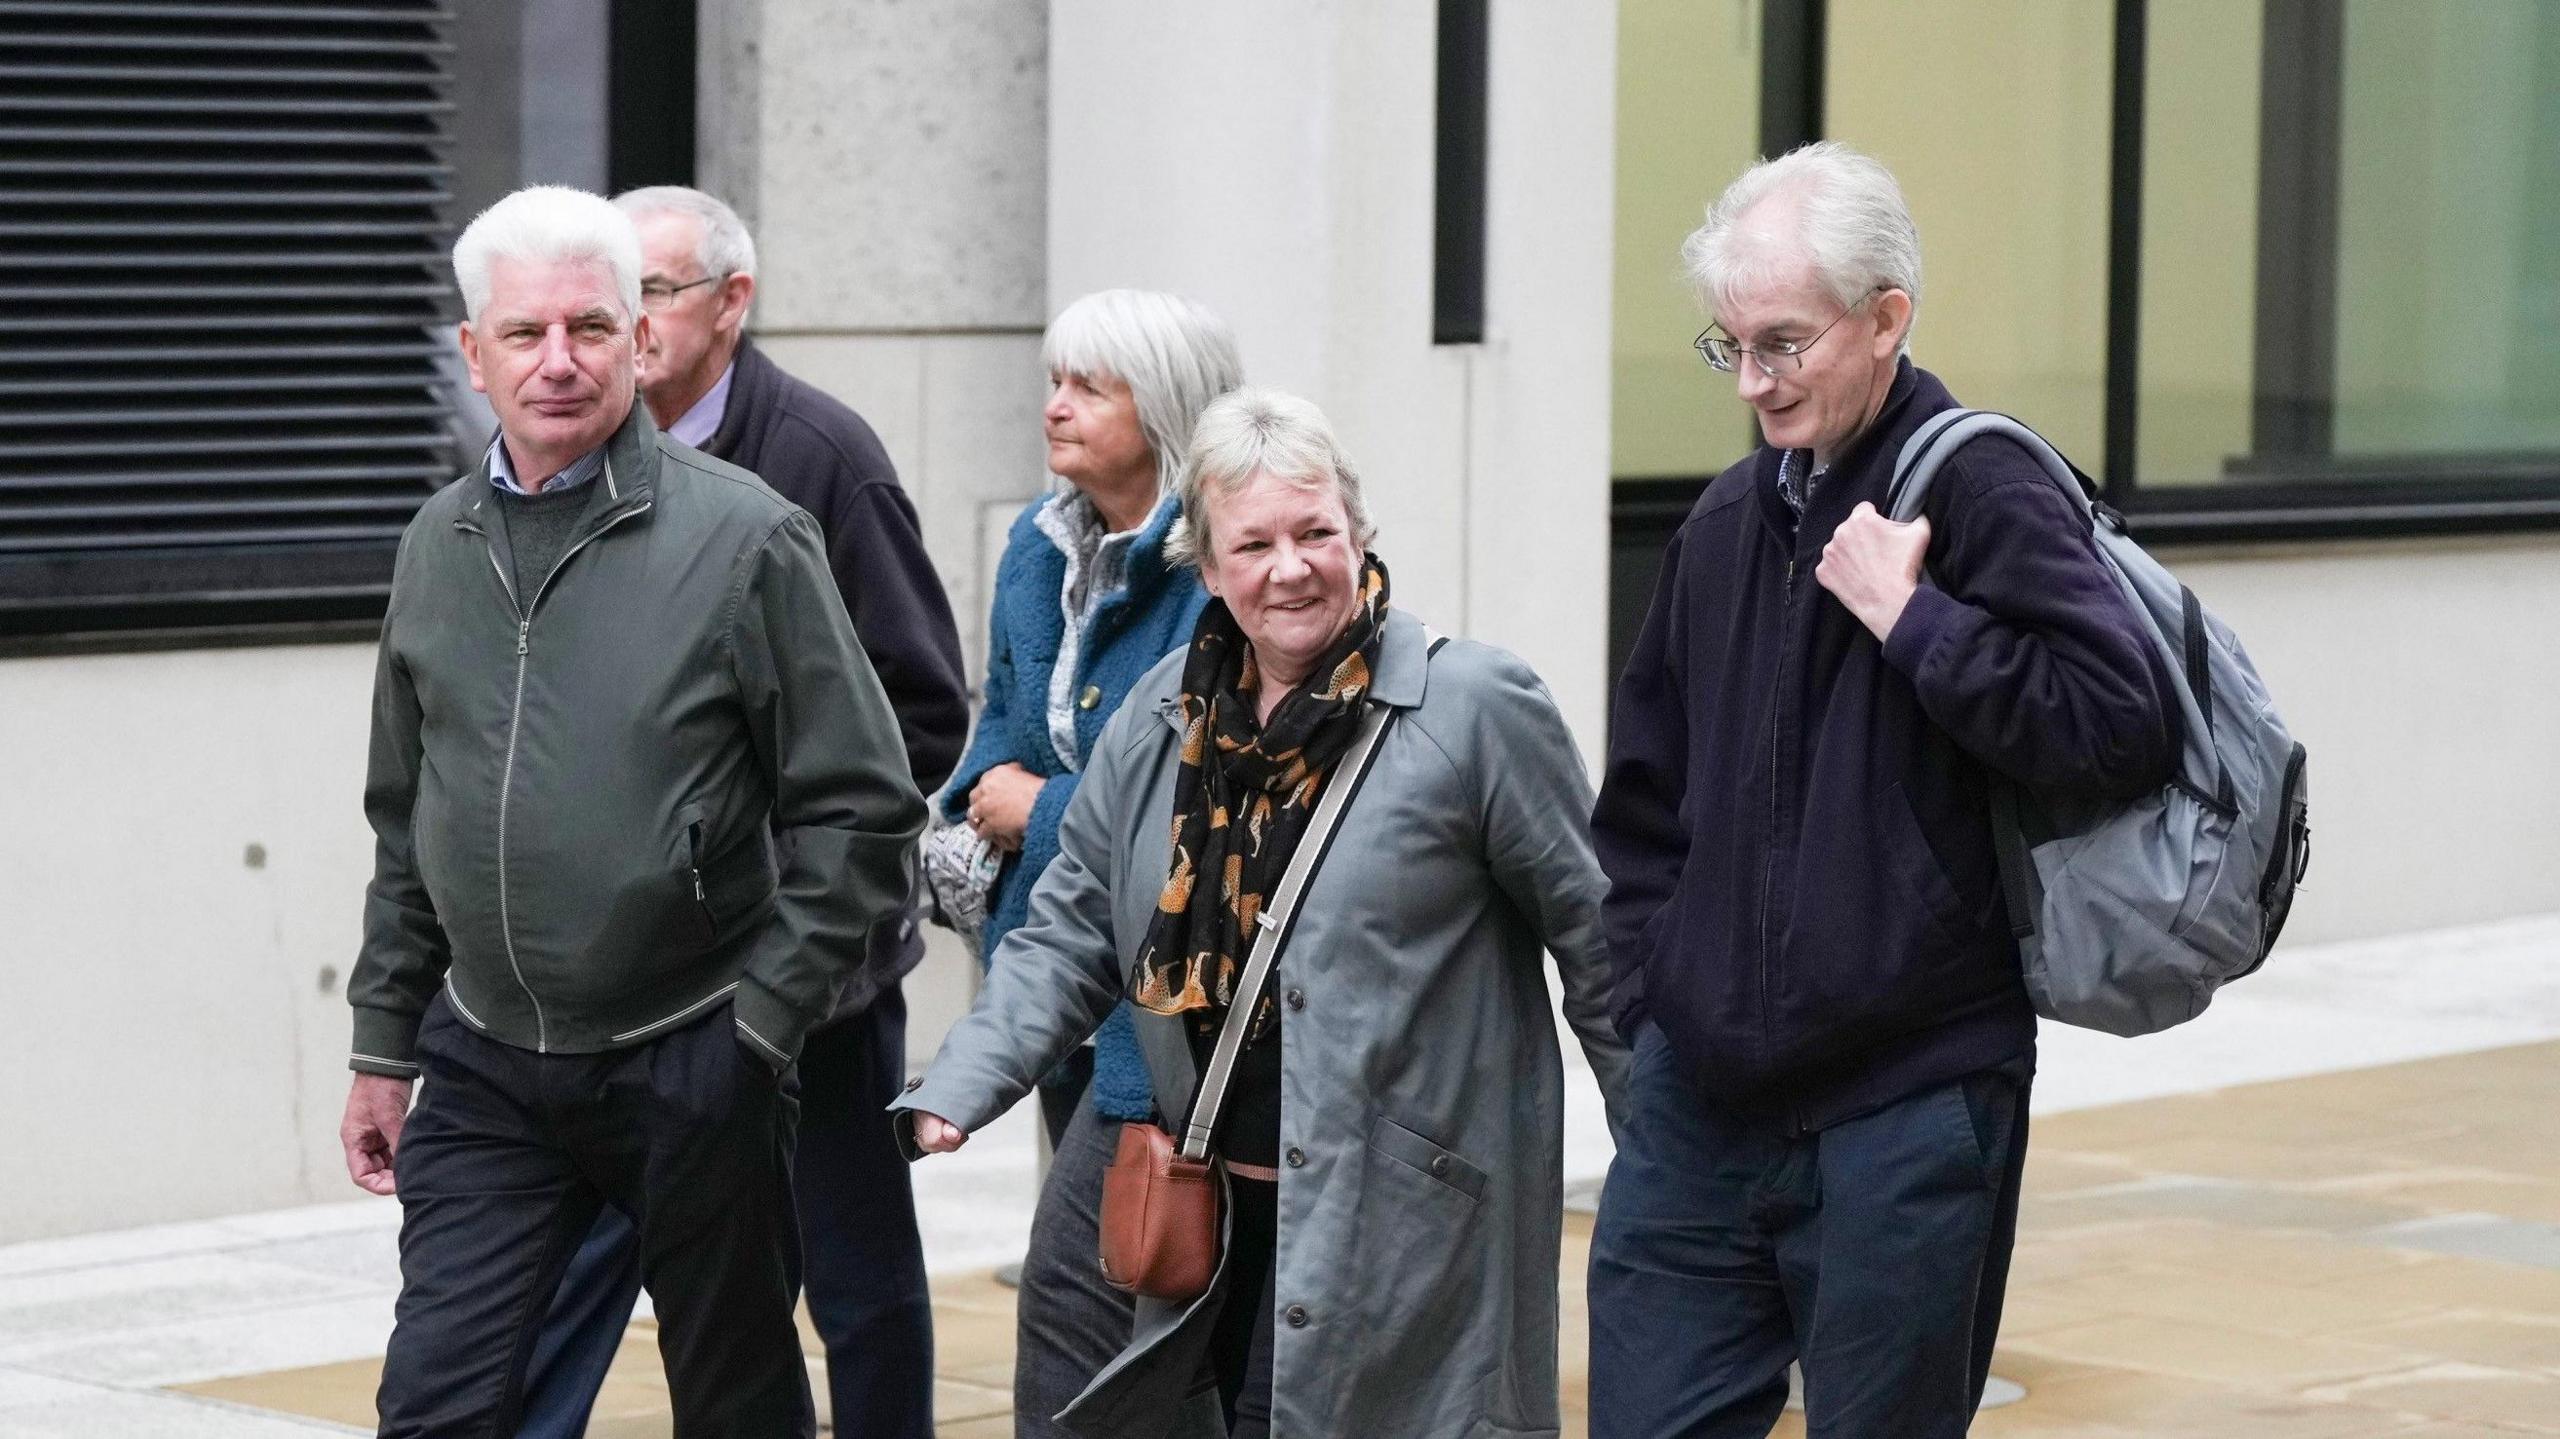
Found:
[2334,1,2560,460]
[2134,0,2260,487]
[2138,0,2560,486]
[1610,0,1760,478]
[1826,0,2114,469]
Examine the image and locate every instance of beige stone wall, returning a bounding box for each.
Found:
[703,0,1055,692]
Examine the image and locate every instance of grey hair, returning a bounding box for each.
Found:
[612,184,760,280]
[1041,289,1244,498]
[452,185,643,324]
[1682,140,1922,357]
[1167,387,1377,571]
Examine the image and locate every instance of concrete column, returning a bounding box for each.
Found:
[700,0,1054,692]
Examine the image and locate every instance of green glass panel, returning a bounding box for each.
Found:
[1609,0,1760,478]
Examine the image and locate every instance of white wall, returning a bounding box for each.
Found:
[1045,0,1621,754]
[2166,534,2560,946]
[1,643,378,1239]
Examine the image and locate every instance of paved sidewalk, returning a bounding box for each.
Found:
[4,914,2557,1435]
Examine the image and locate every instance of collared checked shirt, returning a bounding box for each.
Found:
[665,360,736,451]
[487,435,607,496]
[1776,448,1828,518]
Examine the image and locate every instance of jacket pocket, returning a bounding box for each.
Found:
[676,802,718,948]
[1340,1114,1490,1421]
[1877,782,1971,945]
[1370,1115,1488,1203]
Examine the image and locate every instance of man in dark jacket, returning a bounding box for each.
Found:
[507,186,971,1439]
[339,185,926,1438]
[1585,144,2182,1438]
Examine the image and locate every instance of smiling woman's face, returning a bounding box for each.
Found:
[1198,468,1364,692]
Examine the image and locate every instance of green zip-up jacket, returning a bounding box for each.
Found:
[347,403,928,1079]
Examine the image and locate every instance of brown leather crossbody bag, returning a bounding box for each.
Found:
[1096,686,1406,1302]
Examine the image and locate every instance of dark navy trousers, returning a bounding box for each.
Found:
[376,993,811,1439]
[515,985,930,1439]
[1588,1024,2029,1439]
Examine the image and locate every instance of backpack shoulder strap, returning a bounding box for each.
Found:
[1886,409,2098,525]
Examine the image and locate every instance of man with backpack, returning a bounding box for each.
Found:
[1586,142,2185,1438]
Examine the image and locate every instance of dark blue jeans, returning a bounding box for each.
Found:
[517,985,929,1439]
[376,993,810,1439]
[1588,1025,2028,1439]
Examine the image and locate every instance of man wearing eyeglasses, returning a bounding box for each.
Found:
[495,187,969,1439]
[1585,143,2183,1437]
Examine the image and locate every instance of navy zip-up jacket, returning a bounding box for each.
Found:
[703,337,970,1021]
[1593,361,2181,1131]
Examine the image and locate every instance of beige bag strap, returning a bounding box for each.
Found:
[1177,630,1449,1161]
[1177,702,1391,1160]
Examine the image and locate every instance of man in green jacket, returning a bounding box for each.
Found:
[337,184,927,1439]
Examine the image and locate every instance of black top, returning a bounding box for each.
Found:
[1204,997,1282,1168]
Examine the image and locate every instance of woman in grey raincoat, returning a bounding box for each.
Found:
[897,387,1631,1438]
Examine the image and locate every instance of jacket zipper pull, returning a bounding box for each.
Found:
[516,619,530,656]
[692,868,707,903]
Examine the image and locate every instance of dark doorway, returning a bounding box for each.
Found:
[609,0,697,192]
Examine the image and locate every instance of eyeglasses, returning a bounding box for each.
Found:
[639,274,722,311]
[1695,287,1884,374]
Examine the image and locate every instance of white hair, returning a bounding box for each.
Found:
[1682,140,1923,356]
[1168,387,1377,571]
[452,185,643,324]
[1041,289,1244,497]
[612,184,760,280]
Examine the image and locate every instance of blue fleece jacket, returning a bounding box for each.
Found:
[943,492,1208,1122]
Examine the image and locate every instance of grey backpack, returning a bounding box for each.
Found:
[1887,410,2312,1036]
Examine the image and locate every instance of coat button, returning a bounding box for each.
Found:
[1428,1154,1451,1178]
[1284,988,1304,1012]
[903,1077,922,1092]
[1078,684,1102,710]
[1285,1305,1309,1328]
[1285,1147,1305,1168]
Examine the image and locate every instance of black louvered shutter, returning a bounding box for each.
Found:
[0,0,457,637]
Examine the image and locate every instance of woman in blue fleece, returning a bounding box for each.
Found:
[941,287,1240,1438]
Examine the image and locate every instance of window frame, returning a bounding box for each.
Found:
[2099,0,2560,541]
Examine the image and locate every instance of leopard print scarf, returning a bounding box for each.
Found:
[1130,557,1390,1039]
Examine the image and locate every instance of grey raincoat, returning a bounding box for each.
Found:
[893,609,1632,1438]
